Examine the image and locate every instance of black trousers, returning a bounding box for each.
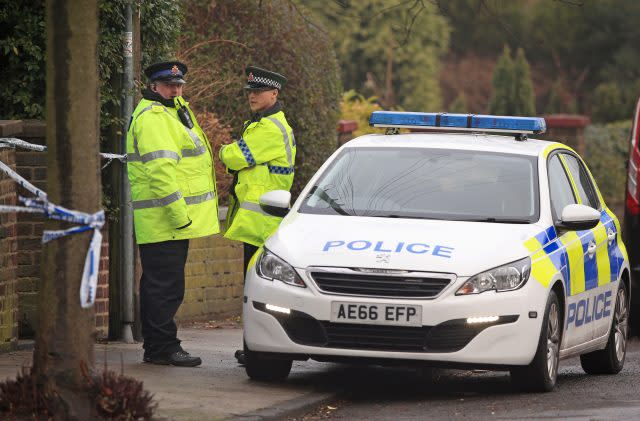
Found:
[139,239,189,357]
[244,242,259,278]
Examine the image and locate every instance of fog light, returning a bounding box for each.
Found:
[466,316,499,324]
[266,304,291,315]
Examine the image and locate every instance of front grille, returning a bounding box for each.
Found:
[321,322,431,352]
[426,323,488,352]
[254,302,518,353]
[310,271,451,298]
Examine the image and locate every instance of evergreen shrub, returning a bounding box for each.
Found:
[180,0,342,199]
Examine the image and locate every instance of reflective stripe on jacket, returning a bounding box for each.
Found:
[126,97,219,244]
[220,110,295,246]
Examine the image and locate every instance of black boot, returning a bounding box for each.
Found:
[235,349,246,365]
[144,350,202,367]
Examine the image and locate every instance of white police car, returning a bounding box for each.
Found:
[242,111,630,392]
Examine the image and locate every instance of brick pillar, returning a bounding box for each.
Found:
[15,145,47,339]
[337,120,358,146]
[95,227,110,339]
[543,114,591,156]
[0,148,18,351]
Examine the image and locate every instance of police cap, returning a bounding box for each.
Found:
[144,61,188,84]
[244,66,286,91]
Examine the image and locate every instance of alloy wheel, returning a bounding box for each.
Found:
[614,288,628,363]
[546,302,560,381]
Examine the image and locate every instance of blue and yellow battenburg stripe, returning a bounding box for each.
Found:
[535,142,628,295]
[524,208,626,295]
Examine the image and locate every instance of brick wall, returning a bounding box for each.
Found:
[3,120,110,340]
[0,148,18,351]
[15,146,46,339]
[543,114,591,156]
[337,120,358,146]
[177,217,245,321]
[96,230,110,338]
[3,120,244,346]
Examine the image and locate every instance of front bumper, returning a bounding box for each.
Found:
[243,267,547,367]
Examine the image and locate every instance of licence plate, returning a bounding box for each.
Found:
[330,302,422,327]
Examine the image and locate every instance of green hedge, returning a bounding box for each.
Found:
[584,121,631,207]
[0,0,183,139]
[0,0,45,119]
[180,0,341,199]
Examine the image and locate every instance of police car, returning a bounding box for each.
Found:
[242,111,630,392]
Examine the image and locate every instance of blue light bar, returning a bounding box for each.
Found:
[369,111,546,134]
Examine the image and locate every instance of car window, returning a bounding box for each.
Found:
[548,154,577,221]
[560,153,600,209]
[299,147,539,223]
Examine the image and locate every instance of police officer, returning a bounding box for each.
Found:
[219,66,296,363]
[127,61,219,367]
[220,66,296,269]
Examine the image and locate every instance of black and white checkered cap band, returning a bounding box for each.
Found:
[251,76,281,90]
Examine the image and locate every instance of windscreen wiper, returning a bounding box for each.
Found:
[308,186,350,216]
[463,217,530,224]
[376,214,443,220]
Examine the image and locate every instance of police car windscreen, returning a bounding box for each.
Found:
[299,147,539,223]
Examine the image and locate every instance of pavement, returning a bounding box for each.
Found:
[0,326,336,421]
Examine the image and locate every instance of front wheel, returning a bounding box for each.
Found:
[510,290,562,392]
[244,341,292,382]
[580,282,628,374]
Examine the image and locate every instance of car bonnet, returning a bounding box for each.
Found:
[265,212,547,277]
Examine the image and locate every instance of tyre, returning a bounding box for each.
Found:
[580,282,628,374]
[244,341,292,382]
[510,290,561,392]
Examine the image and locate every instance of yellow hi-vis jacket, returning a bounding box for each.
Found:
[126,96,219,244]
[220,109,295,246]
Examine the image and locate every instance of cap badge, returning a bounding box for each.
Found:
[171,65,179,75]
[247,72,254,82]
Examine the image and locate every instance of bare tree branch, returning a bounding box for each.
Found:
[285,0,330,35]
[181,38,249,57]
[478,0,525,48]
[553,0,584,6]
[369,0,416,19]
[400,0,426,46]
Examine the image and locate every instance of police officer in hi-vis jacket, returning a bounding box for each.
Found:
[127,61,219,367]
[219,66,296,364]
[220,66,296,269]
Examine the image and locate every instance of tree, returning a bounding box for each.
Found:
[591,82,625,123]
[528,0,640,113]
[297,0,450,111]
[449,92,468,113]
[32,0,100,418]
[512,47,535,116]
[488,45,513,115]
[488,46,536,116]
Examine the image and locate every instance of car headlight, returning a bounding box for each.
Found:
[456,257,531,295]
[257,248,306,288]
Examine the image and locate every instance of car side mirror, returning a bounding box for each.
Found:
[259,190,291,218]
[558,204,601,231]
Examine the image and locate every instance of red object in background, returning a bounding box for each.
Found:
[625,97,640,335]
[544,114,591,129]
[627,101,640,216]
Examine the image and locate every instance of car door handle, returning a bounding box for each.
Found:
[607,229,616,245]
[587,242,597,256]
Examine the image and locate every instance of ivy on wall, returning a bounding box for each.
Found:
[0,0,183,138]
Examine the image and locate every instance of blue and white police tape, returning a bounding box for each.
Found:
[0,137,127,169]
[0,142,107,309]
[0,158,47,199]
